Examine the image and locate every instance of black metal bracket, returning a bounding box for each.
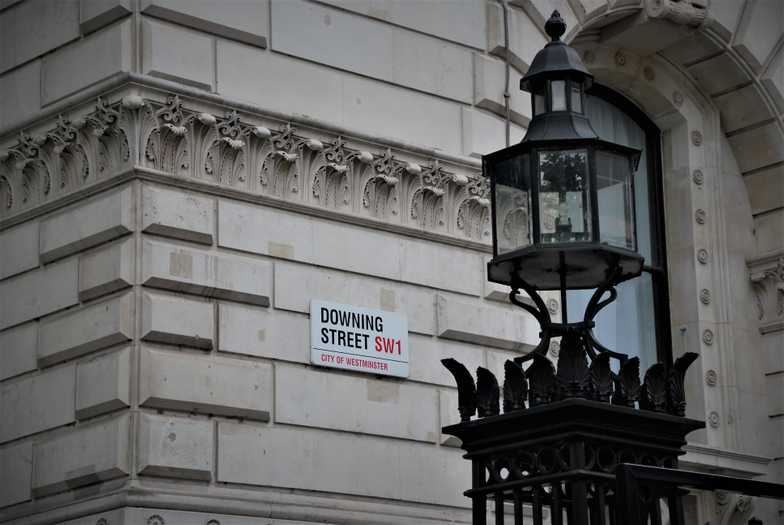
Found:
[509,258,628,367]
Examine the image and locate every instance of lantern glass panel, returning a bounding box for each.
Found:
[492,153,532,255]
[551,80,566,111]
[538,149,591,244]
[596,149,636,250]
[570,83,582,113]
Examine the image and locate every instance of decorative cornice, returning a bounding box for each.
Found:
[0,92,492,248]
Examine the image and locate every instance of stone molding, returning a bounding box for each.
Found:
[748,252,784,334]
[0,92,491,247]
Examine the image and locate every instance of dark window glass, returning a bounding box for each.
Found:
[565,86,671,369]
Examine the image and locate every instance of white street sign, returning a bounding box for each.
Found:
[310,299,409,378]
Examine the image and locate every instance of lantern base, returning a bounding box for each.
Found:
[487,243,644,291]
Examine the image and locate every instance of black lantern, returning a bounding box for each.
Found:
[486,11,643,292]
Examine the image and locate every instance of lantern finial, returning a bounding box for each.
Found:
[545,10,566,42]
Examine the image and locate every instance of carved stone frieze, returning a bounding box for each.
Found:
[749,254,784,331]
[0,93,489,244]
[0,97,132,215]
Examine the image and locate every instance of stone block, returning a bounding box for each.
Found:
[142,239,271,306]
[141,18,214,91]
[270,0,472,103]
[79,237,135,301]
[32,413,129,497]
[0,60,41,131]
[733,0,784,72]
[473,53,531,127]
[38,293,133,367]
[407,334,486,387]
[762,44,784,113]
[687,52,751,98]
[80,0,132,34]
[767,372,784,417]
[217,422,469,508]
[141,0,268,48]
[141,292,214,349]
[218,303,309,363]
[436,294,538,351]
[0,364,75,443]
[0,0,79,73]
[0,258,79,331]
[487,2,546,73]
[713,84,773,134]
[705,0,745,42]
[274,261,435,335]
[0,322,37,381]
[139,346,272,420]
[216,40,462,156]
[137,413,213,480]
[439,389,461,447]
[754,210,784,254]
[0,221,38,281]
[41,19,132,104]
[727,121,784,173]
[660,33,723,67]
[461,106,525,158]
[318,0,486,49]
[218,200,483,296]
[39,186,134,263]
[744,164,784,215]
[275,364,438,443]
[142,185,215,244]
[76,346,131,419]
[0,441,32,508]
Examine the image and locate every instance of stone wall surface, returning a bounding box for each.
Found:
[0,0,782,524]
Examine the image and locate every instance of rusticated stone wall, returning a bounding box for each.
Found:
[1,1,783,524]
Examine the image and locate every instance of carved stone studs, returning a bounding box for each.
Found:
[695,209,706,224]
[709,411,720,428]
[702,329,714,345]
[691,130,703,146]
[583,50,596,64]
[700,289,711,305]
[615,50,627,67]
[672,91,684,107]
[697,248,709,264]
[692,169,704,185]
[705,369,718,386]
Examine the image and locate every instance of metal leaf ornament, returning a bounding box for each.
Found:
[441,358,476,422]
[640,363,668,412]
[503,360,528,413]
[588,352,613,402]
[526,353,556,407]
[612,357,641,407]
[555,332,589,399]
[667,352,699,416]
[476,367,501,417]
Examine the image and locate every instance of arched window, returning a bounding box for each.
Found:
[566,85,671,373]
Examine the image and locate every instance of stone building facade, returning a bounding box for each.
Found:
[0,0,782,523]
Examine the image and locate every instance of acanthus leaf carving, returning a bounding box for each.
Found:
[1,92,490,247]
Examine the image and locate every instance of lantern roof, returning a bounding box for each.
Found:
[520,10,593,93]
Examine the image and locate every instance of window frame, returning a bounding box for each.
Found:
[586,84,673,367]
